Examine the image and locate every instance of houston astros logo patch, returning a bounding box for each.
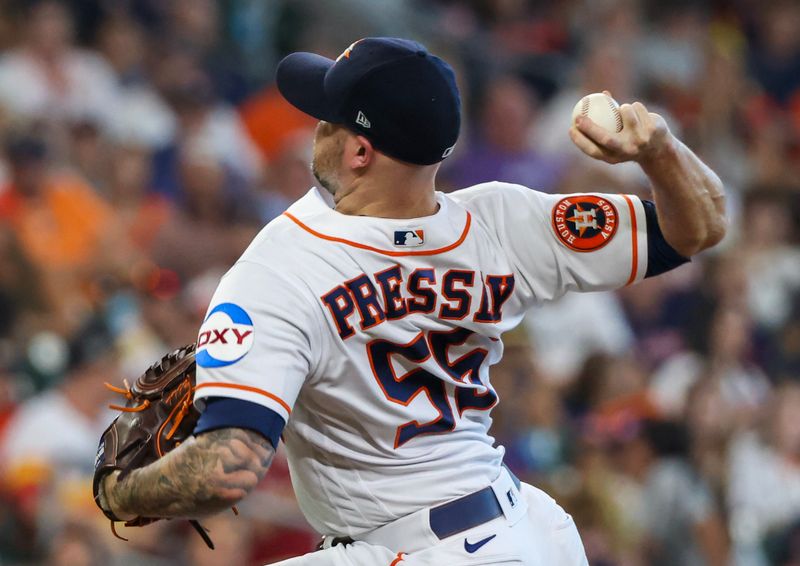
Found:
[196,303,255,368]
[552,195,618,252]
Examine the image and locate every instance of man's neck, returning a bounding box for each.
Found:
[333,168,439,219]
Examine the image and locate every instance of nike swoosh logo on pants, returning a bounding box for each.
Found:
[464,534,497,553]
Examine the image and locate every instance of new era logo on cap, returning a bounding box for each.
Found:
[394,229,424,247]
[356,111,371,128]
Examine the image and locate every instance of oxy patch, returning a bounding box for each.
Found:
[196,303,255,368]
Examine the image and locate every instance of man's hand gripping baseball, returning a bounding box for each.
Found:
[569,93,727,258]
[569,93,668,165]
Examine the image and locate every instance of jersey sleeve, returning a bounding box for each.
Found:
[192,260,319,438]
[457,183,649,305]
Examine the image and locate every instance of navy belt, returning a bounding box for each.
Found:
[429,466,521,539]
[324,467,522,549]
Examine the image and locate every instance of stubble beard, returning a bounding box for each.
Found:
[311,160,337,196]
[311,136,344,197]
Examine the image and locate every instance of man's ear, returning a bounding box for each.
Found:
[346,134,374,172]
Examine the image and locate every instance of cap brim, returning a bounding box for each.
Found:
[276,52,336,122]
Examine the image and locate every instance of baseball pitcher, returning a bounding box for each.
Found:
[94,38,726,565]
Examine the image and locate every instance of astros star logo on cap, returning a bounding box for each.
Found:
[336,39,364,62]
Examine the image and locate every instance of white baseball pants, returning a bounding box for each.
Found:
[268,470,588,566]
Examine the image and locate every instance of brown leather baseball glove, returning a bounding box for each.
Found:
[92,343,222,549]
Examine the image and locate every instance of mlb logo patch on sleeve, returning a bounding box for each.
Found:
[394,229,425,247]
[196,303,255,368]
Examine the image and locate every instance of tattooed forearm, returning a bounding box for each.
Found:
[103,428,274,519]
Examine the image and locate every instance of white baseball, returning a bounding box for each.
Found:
[571,92,623,133]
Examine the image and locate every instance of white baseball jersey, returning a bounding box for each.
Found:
[193,182,648,536]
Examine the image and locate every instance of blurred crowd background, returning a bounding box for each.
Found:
[0,0,797,565]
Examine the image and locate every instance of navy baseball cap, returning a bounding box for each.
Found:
[276,38,461,166]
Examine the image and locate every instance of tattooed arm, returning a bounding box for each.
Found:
[100,428,274,519]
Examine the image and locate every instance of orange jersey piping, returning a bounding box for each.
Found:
[195,382,291,414]
[622,195,639,285]
[282,211,472,257]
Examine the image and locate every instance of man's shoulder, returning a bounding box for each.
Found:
[239,190,321,258]
[447,181,535,205]
[446,181,547,220]
[233,207,337,290]
[238,215,308,269]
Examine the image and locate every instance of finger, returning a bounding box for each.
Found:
[569,126,618,163]
[569,126,603,158]
[575,115,623,152]
[618,103,640,133]
[632,102,659,146]
[631,101,650,128]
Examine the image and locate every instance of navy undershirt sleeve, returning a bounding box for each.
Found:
[194,397,285,449]
[642,200,691,278]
